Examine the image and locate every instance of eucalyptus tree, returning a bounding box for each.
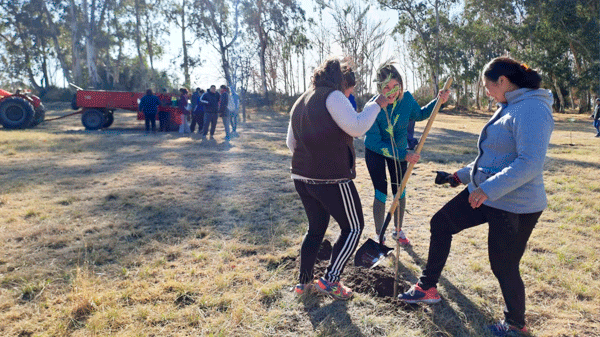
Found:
[79,0,114,88]
[243,0,305,103]
[164,0,196,88]
[141,0,166,76]
[0,0,61,90]
[517,0,599,112]
[378,0,457,95]
[327,1,389,97]
[192,0,242,88]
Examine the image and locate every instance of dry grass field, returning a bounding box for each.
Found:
[1,102,599,337]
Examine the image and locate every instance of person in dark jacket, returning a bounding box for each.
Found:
[201,85,220,140]
[592,98,600,137]
[286,56,392,300]
[138,89,161,132]
[190,88,205,133]
[219,85,231,141]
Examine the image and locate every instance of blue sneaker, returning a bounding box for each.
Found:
[294,282,313,295]
[488,320,530,336]
[398,284,441,304]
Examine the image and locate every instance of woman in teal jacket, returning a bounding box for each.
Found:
[364,62,449,245]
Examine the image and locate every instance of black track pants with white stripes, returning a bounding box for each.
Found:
[294,180,364,284]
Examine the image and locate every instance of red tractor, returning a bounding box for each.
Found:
[71,89,184,130]
[0,88,46,129]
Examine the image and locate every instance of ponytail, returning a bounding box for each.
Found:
[482,57,542,89]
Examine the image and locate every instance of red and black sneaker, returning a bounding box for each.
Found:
[398,283,441,304]
[488,320,530,336]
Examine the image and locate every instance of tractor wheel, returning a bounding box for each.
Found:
[102,113,114,128]
[31,104,46,127]
[81,109,106,130]
[0,96,35,129]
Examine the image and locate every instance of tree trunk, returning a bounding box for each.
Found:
[433,0,440,94]
[475,79,481,110]
[82,0,104,89]
[134,0,145,73]
[259,30,269,103]
[42,1,72,84]
[302,49,306,92]
[41,40,50,88]
[569,88,576,110]
[69,0,82,86]
[463,80,468,108]
[552,75,565,113]
[455,80,461,109]
[181,0,190,88]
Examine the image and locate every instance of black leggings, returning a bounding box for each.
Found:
[365,148,407,202]
[294,180,364,284]
[419,188,541,328]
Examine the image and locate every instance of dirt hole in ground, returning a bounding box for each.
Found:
[300,240,413,300]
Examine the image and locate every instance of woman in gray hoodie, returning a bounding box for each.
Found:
[399,57,554,337]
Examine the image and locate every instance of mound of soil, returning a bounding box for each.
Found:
[307,240,413,300]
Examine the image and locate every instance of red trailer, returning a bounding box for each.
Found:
[72,89,184,130]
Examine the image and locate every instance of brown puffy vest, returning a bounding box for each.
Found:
[290,86,356,180]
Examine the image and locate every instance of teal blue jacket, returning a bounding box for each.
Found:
[364,91,437,161]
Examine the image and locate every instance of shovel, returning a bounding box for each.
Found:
[354,77,453,269]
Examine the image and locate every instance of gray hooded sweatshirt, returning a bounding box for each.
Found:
[456,88,554,214]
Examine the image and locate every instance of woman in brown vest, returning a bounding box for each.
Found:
[286,57,392,300]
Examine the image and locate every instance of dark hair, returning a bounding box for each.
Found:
[312,56,346,91]
[482,57,542,89]
[375,62,403,89]
[179,88,188,94]
[146,89,153,95]
[341,64,356,90]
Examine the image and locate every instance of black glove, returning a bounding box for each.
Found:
[435,171,461,187]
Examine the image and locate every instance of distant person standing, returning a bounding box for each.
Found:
[190,88,205,134]
[138,89,160,133]
[201,85,220,140]
[178,88,191,134]
[230,90,240,137]
[158,88,170,132]
[219,85,231,141]
[592,98,600,137]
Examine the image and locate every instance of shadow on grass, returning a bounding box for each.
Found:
[400,245,495,336]
[300,295,366,337]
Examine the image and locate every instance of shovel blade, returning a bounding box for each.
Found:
[354,238,394,268]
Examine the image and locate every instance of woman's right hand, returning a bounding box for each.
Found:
[405,153,420,164]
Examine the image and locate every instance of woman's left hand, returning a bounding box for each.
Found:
[438,89,451,104]
[468,187,488,208]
